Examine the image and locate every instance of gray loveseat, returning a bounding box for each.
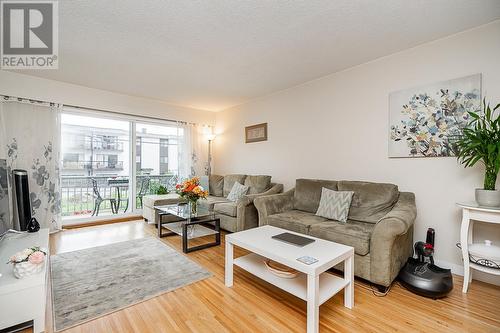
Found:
[254,179,416,288]
[202,174,283,232]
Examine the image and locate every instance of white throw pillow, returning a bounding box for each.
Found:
[315,187,354,223]
[226,181,249,202]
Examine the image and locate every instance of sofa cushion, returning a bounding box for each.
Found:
[268,209,328,234]
[214,202,237,217]
[227,182,249,202]
[223,174,247,197]
[199,195,230,210]
[309,220,375,256]
[338,181,399,223]
[143,193,183,208]
[209,174,224,197]
[316,188,354,223]
[294,179,338,213]
[244,175,271,194]
[199,175,209,194]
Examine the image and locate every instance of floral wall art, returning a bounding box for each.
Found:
[389,74,481,157]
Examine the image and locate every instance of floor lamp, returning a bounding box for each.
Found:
[207,134,216,175]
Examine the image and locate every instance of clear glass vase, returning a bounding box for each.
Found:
[189,200,198,216]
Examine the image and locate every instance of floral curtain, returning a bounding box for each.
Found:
[0,97,62,232]
[177,123,208,180]
[0,135,11,234]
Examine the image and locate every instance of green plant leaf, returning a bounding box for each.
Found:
[456,98,500,185]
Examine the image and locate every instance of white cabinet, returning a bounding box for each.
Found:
[0,229,49,332]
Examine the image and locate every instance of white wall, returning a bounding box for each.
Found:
[0,71,215,125]
[215,21,500,284]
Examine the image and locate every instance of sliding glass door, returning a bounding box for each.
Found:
[59,110,196,224]
[134,122,180,209]
[60,113,131,220]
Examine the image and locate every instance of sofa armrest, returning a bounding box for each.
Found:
[374,192,416,237]
[231,184,285,231]
[254,189,295,226]
[370,192,417,286]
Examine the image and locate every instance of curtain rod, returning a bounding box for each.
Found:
[64,103,194,125]
[1,94,207,126]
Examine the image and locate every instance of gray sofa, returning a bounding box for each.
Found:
[202,174,283,232]
[254,178,417,288]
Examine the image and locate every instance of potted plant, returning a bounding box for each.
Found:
[455,99,500,207]
[150,181,169,195]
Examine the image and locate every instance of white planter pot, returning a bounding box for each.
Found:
[12,261,44,279]
[475,189,500,208]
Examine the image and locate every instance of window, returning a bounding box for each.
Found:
[63,153,79,162]
[62,153,80,170]
[60,111,185,221]
[61,113,130,219]
[135,122,179,208]
[136,137,142,172]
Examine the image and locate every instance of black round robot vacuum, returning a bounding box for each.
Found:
[398,228,453,299]
[399,258,453,299]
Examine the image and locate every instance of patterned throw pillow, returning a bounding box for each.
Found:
[226,181,249,202]
[315,187,354,223]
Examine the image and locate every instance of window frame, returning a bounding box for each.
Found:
[60,107,180,226]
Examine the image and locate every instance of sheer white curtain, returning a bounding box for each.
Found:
[177,123,208,180]
[0,97,62,232]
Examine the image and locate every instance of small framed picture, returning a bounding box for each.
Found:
[245,123,267,143]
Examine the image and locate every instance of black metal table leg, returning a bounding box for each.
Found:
[155,206,221,253]
[182,222,188,253]
[182,218,221,253]
[158,212,163,237]
[158,212,177,238]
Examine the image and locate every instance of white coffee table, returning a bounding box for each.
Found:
[225,225,354,333]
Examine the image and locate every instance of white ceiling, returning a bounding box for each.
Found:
[14,0,500,111]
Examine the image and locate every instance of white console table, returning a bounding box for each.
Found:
[0,229,49,332]
[457,203,500,293]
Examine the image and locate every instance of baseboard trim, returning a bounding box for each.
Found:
[63,215,143,229]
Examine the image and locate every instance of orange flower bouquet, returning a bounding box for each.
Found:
[175,177,209,214]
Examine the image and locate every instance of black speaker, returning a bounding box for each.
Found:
[13,169,31,231]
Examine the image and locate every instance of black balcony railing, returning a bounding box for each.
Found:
[61,174,175,217]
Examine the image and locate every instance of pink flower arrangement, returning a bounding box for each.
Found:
[28,251,46,264]
[7,246,46,265]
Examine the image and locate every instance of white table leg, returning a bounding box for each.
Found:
[460,209,470,293]
[307,274,319,333]
[225,240,233,287]
[33,314,45,333]
[344,254,354,309]
[468,220,474,283]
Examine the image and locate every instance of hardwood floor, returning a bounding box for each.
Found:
[22,220,500,332]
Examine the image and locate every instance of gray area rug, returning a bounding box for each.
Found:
[50,237,211,331]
